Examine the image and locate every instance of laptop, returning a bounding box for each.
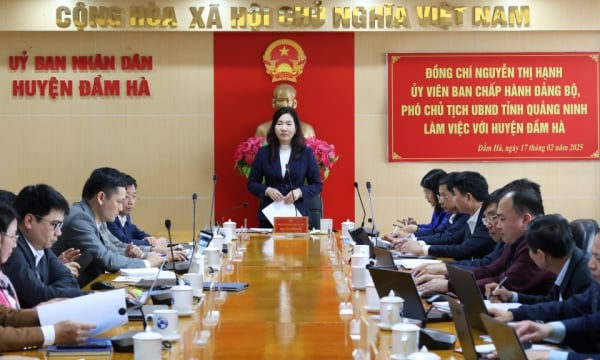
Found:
[446,264,489,333]
[136,258,179,289]
[448,297,493,359]
[480,314,528,360]
[349,227,375,259]
[373,247,400,270]
[162,243,195,273]
[368,267,451,326]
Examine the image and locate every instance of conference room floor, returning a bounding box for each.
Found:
[7,232,463,359]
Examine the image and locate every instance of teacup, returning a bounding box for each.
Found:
[147,309,179,338]
[133,328,162,360]
[170,284,193,313]
[392,323,420,359]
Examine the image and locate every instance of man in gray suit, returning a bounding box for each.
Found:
[53,167,164,287]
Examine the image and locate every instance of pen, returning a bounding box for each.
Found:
[492,276,508,296]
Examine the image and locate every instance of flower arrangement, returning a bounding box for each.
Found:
[233,136,268,178]
[233,136,339,180]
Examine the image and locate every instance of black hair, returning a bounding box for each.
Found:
[481,187,504,212]
[439,172,458,193]
[0,190,16,207]
[13,184,70,220]
[266,107,306,162]
[420,169,447,211]
[81,167,127,200]
[0,202,18,233]
[501,178,544,217]
[124,174,137,188]
[525,214,574,258]
[452,171,489,202]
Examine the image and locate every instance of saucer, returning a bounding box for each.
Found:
[390,354,406,360]
[363,305,380,313]
[377,322,392,331]
[160,333,181,342]
[177,309,195,317]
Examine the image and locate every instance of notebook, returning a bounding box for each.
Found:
[448,297,493,359]
[128,262,171,320]
[368,267,451,325]
[446,264,489,333]
[480,314,528,360]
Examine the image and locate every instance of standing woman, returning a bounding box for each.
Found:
[248,107,323,228]
[0,202,20,309]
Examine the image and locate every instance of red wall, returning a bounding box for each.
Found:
[214,32,355,229]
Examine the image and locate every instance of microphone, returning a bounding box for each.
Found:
[217,202,249,225]
[210,175,217,229]
[192,193,198,243]
[365,181,379,237]
[354,181,367,228]
[285,164,298,217]
[164,219,180,277]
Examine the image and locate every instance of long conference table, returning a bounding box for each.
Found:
[8,232,464,359]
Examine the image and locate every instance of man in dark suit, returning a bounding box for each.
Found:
[53,167,165,287]
[490,232,600,357]
[486,214,592,304]
[399,171,496,260]
[2,184,90,308]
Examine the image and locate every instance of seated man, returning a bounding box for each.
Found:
[106,174,167,249]
[469,179,555,295]
[487,214,592,304]
[490,233,600,330]
[411,187,506,294]
[3,184,90,308]
[53,167,166,286]
[389,172,469,246]
[0,200,94,352]
[398,171,496,260]
[492,232,600,358]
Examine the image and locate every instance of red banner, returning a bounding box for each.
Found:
[387,53,600,161]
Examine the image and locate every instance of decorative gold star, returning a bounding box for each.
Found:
[279,46,290,56]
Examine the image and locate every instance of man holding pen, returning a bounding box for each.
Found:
[486,214,592,303]
[471,178,555,295]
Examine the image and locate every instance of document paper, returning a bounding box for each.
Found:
[37,288,128,336]
[261,201,299,226]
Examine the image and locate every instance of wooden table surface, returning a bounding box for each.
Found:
[6,232,466,359]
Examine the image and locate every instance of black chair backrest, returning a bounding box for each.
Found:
[570,219,599,254]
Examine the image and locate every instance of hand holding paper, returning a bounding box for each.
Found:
[37,289,128,337]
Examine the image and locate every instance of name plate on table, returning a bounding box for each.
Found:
[273,216,308,234]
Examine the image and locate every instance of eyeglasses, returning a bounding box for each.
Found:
[33,214,63,232]
[1,232,19,243]
[482,214,499,227]
[436,193,452,201]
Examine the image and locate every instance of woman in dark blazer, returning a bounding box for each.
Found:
[247,107,323,228]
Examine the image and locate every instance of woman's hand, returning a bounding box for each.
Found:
[283,189,301,204]
[266,187,285,202]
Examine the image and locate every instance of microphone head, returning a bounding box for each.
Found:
[366,181,372,190]
[354,181,359,188]
[242,202,249,207]
[213,174,218,183]
[164,219,171,229]
[192,193,198,201]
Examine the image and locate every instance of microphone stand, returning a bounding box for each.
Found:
[285,164,298,217]
[354,181,367,228]
[365,181,379,237]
